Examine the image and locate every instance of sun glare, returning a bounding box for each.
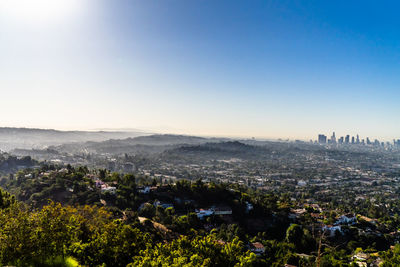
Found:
[0,0,82,24]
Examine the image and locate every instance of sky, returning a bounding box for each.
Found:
[0,0,399,141]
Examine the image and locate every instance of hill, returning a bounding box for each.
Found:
[0,127,147,151]
[47,134,229,155]
[162,141,269,161]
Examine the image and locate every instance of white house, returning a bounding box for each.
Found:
[336,214,357,225]
[101,186,116,195]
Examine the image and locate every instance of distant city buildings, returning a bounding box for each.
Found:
[331,132,336,144]
[395,139,400,147]
[318,134,327,144]
[316,132,398,149]
[338,136,344,144]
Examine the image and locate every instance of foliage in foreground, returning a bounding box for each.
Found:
[0,195,264,266]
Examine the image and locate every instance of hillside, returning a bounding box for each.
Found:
[46,134,228,155]
[162,141,269,161]
[0,127,147,151]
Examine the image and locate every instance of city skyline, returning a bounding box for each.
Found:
[1,1,400,140]
[317,131,400,146]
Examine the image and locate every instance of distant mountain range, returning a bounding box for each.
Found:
[48,134,229,155]
[3,128,330,162]
[0,127,148,151]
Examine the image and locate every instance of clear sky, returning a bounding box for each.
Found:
[0,0,399,141]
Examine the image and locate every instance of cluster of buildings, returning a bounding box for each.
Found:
[317,132,400,148]
[134,137,400,196]
[93,176,117,194]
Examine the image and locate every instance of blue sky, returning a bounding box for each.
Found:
[0,0,399,140]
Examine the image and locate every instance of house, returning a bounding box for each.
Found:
[336,214,357,225]
[352,252,369,261]
[196,209,214,219]
[289,208,306,219]
[138,186,151,194]
[249,242,265,255]
[322,225,342,237]
[213,206,233,215]
[154,201,174,209]
[101,186,116,195]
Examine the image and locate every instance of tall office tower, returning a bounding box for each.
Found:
[345,135,350,144]
[397,139,400,147]
[331,132,336,144]
[318,134,327,144]
[339,137,344,144]
[356,134,360,144]
[367,137,371,145]
[361,139,365,145]
[351,136,355,144]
